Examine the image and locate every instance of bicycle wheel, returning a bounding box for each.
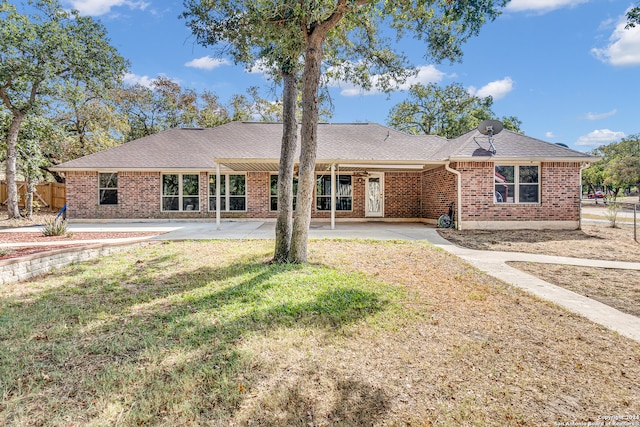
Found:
[438,214,452,228]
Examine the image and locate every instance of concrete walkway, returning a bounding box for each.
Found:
[2,220,639,343]
[423,229,640,344]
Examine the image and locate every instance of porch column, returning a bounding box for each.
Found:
[331,164,336,230]
[215,163,221,230]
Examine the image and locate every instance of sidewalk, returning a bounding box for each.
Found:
[424,229,640,343]
[2,220,640,343]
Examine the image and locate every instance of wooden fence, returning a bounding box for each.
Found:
[0,181,66,211]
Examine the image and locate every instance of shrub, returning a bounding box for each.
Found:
[41,219,69,237]
[604,197,622,228]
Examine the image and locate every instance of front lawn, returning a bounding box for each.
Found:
[1,240,638,425]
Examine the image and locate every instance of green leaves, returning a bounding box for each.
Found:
[0,0,127,114]
[584,134,640,195]
[387,82,521,138]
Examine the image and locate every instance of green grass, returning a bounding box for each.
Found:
[0,240,407,425]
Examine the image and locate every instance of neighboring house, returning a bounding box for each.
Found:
[51,122,597,230]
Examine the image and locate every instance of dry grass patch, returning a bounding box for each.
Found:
[438,222,638,262]
[509,262,640,317]
[437,222,639,324]
[1,239,639,426]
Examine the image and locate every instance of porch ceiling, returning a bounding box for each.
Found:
[215,159,444,172]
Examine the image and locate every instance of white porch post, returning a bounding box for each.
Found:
[331,164,336,230]
[216,163,221,230]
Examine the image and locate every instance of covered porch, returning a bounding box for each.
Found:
[212,158,453,230]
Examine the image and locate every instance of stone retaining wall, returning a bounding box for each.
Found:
[0,241,151,286]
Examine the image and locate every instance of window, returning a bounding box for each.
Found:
[270,174,298,211]
[316,174,352,211]
[162,174,200,211]
[99,172,118,205]
[209,174,246,211]
[494,165,539,204]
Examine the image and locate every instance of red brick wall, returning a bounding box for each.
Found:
[422,166,458,220]
[456,161,581,222]
[65,163,582,223]
[384,172,422,218]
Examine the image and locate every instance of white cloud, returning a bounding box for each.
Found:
[575,129,625,146]
[545,131,555,138]
[400,65,447,89]
[185,56,230,71]
[332,65,446,97]
[468,77,514,100]
[584,109,617,120]
[592,17,640,66]
[123,72,154,88]
[66,0,150,16]
[506,0,588,13]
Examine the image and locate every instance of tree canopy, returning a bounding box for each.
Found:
[583,134,640,200]
[626,5,640,28]
[387,82,522,138]
[0,0,127,217]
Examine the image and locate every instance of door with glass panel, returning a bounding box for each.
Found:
[365,173,384,217]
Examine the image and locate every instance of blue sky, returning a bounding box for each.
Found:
[62,0,640,152]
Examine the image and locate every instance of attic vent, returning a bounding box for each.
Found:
[180,127,204,130]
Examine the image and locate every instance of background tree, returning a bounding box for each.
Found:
[0,0,127,218]
[583,134,640,201]
[51,82,129,169]
[581,159,605,203]
[387,82,522,138]
[601,134,640,199]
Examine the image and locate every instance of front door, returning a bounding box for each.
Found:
[365,173,384,217]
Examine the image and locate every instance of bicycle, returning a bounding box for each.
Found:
[437,202,456,229]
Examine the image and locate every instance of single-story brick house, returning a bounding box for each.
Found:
[51,122,597,230]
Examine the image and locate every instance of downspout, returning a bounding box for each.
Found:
[445,161,462,230]
[579,162,590,230]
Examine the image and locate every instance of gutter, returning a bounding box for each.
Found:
[444,161,462,230]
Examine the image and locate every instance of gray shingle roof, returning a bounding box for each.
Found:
[443,129,595,161]
[51,122,596,172]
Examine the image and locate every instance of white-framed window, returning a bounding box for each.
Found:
[494,165,540,204]
[316,174,352,211]
[208,174,246,211]
[162,174,200,211]
[270,174,298,211]
[98,172,118,205]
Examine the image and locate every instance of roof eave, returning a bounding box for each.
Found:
[49,167,219,173]
[449,156,600,163]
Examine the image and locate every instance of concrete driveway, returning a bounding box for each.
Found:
[63,220,436,241]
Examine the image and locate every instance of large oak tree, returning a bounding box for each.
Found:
[184,0,508,263]
[0,0,127,218]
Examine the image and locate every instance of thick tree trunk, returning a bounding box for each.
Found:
[273,70,298,262]
[5,112,25,219]
[289,35,325,263]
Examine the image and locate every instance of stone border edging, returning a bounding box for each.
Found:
[0,238,154,286]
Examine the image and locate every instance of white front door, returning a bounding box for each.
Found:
[365,173,384,217]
